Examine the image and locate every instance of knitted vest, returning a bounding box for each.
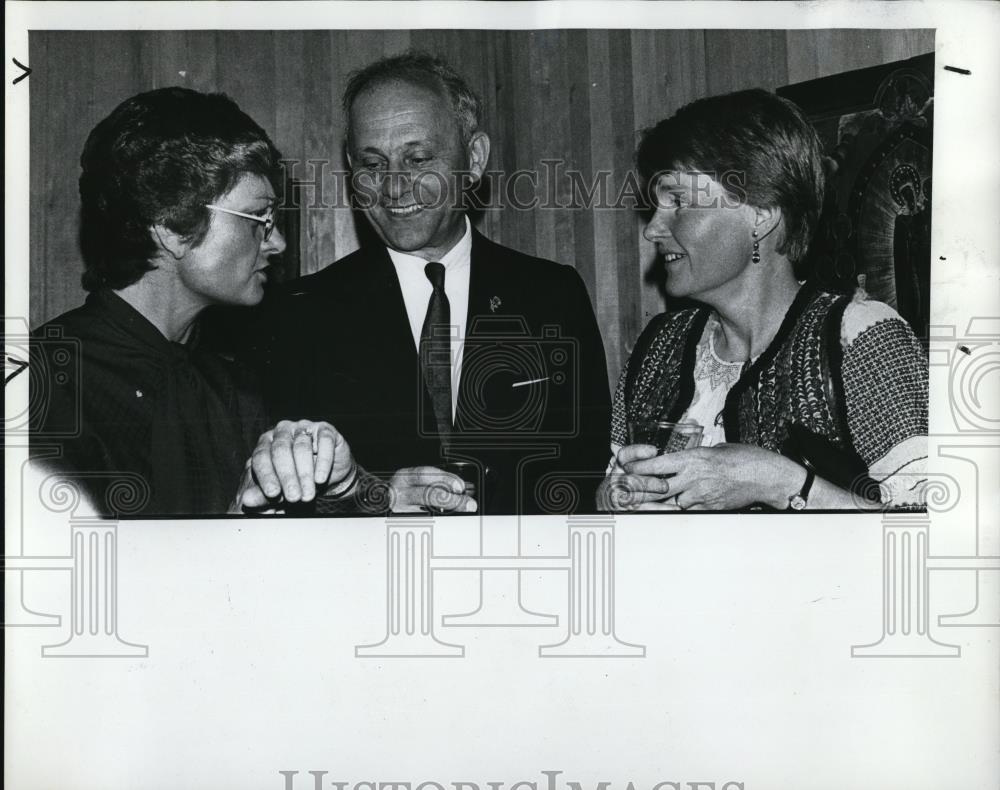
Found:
[621,286,853,456]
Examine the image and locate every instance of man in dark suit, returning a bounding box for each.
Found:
[254,52,610,515]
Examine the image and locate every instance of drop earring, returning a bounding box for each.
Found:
[751,229,761,264]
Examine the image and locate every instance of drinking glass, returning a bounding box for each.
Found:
[627,419,703,455]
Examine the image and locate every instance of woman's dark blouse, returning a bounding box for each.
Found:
[29,290,266,516]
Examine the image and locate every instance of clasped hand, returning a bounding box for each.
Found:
[599,442,801,511]
[232,419,356,513]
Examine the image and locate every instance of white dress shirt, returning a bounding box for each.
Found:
[387,217,471,419]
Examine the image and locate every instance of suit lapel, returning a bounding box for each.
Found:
[367,243,441,453]
[363,245,419,358]
[465,230,489,330]
[464,230,513,332]
[345,244,424,432]
[457,231,520,426]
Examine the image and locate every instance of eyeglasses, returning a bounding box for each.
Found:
[205,204,276,242]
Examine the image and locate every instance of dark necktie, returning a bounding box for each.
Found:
[420,261,453,443]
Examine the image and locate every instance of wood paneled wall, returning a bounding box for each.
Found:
[29,29,933,387]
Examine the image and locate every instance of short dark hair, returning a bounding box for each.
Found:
[636,88,825,273]
[79,87,283,291]
[342,50,482,148]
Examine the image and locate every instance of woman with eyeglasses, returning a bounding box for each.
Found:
[30,87,357,515]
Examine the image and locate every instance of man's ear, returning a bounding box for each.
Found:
[151,224,189,261]
[466,131,490,182]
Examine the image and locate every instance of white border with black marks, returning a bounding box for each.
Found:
[5,2,999,789]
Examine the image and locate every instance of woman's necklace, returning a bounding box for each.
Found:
[695,318,743,390]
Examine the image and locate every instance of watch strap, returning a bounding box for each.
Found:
[788,463,816,510]
[800,464,816,501]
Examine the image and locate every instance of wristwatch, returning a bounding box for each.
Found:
[787,463,816,511]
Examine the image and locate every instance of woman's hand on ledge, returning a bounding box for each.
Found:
[603,442,807,512]
[596,447,674,511]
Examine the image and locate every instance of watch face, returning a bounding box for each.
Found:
[789,495,807,511]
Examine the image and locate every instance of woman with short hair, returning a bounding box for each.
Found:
[601,88,928,511]
[32,87,355,515]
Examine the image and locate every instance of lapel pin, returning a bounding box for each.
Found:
[489,296,501,313]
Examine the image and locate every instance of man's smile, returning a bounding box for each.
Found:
[384,204,423,217]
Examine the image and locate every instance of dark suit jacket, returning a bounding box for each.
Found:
[247,229,611,514]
